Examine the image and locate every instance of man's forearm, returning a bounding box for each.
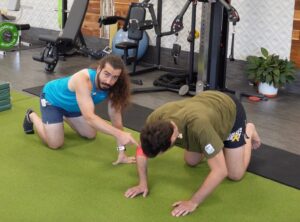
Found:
[86,115,122,139]
[190,169,227,206]
[137,156,148,186]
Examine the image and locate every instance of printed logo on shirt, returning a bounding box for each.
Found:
[226,127,242,142]
[205,144,215,155]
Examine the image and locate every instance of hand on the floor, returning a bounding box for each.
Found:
[125,184,148,198]
[113,152,136,165]
[171,200,198,217]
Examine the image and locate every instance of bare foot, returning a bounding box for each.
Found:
[246,123,261,149]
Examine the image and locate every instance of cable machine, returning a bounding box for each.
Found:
[131,0,245,96]
[198,0,238,91]
[131,0,204,94]
[197,0,266,100]
[100,0,265,99]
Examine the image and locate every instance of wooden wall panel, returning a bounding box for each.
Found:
[291,0,300,67]
[81,0,138,38]
[82,0,101,37]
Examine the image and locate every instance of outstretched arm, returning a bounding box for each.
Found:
[72,70,138,147]
[172,150,228,217]
[125,147,149,198]
[108,100,136,165]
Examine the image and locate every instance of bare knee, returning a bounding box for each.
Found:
[184,156,202,167]
[184,151,204,167]
[47,140,64,149]
[80,131,97,139]
[185,158,200,167]
[227,172,245,181]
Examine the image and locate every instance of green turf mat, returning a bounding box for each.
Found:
[22,85,300,189]
[12,90,37,102]
[0,92,299,222]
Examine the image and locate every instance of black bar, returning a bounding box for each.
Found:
[178,0,193,19]
[156,0,162,66]
[218,0,230,89]
[188,1,197,84]
[62,0,68,28]
[207,1,224,89]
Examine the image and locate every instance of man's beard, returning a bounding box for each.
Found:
[97,74,112,90]
[99,81,112,90]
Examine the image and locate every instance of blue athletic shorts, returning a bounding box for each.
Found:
[40,93,82,124]
[223,94,247,149]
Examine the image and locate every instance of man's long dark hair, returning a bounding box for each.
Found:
[93,55,131,111]
[140,120,174,158]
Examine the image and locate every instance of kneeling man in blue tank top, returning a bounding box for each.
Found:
[23,55,138,165]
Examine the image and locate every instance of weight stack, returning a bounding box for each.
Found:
[0,81,11,112]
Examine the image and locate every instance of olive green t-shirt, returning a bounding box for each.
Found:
[146,91,236,159]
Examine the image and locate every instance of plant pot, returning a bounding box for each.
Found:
[258,82,278,97]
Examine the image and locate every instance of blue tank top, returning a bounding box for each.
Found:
[43,69,108,112]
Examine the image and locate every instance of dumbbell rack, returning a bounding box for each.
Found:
[0,81,11,112]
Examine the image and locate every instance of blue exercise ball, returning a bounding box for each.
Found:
[112,29,149,60]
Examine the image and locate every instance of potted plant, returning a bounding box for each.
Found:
[246,47,296,97]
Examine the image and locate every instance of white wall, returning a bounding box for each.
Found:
[0,0,75,31]
[229,0,295,60]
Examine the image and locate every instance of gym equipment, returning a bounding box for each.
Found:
[117,0,265,99]
[0,1,31,55]
[229,22,237,61]
[57,0,68,29]
[79,45,112,60]
[7,0,20,11]
[32,0,89,72]
[0,81,9,90]
[171,34,181,65]
[0,98,10,106]
[0,80,11,112]
[0,0,20,21]
[0,22,19,50]
[0,22,31,55]
[227,3,239,62]
[100,0,200,91]
[125,0,203,95]
[100,0,114,39]
[99,0,153,74]
[197,0,267,100]
[112,29,149,61]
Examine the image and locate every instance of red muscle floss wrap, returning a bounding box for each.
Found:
[136,145,146,157]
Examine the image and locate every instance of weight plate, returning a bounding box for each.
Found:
[0,22,19,50]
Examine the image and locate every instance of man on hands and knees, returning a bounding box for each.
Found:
[23,55,138,164]
[125,90,261,216]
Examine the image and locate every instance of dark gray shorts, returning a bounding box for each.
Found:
[40,93,81,124]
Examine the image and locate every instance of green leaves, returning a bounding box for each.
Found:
[261,47,269,58]
[246,47,296,88]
